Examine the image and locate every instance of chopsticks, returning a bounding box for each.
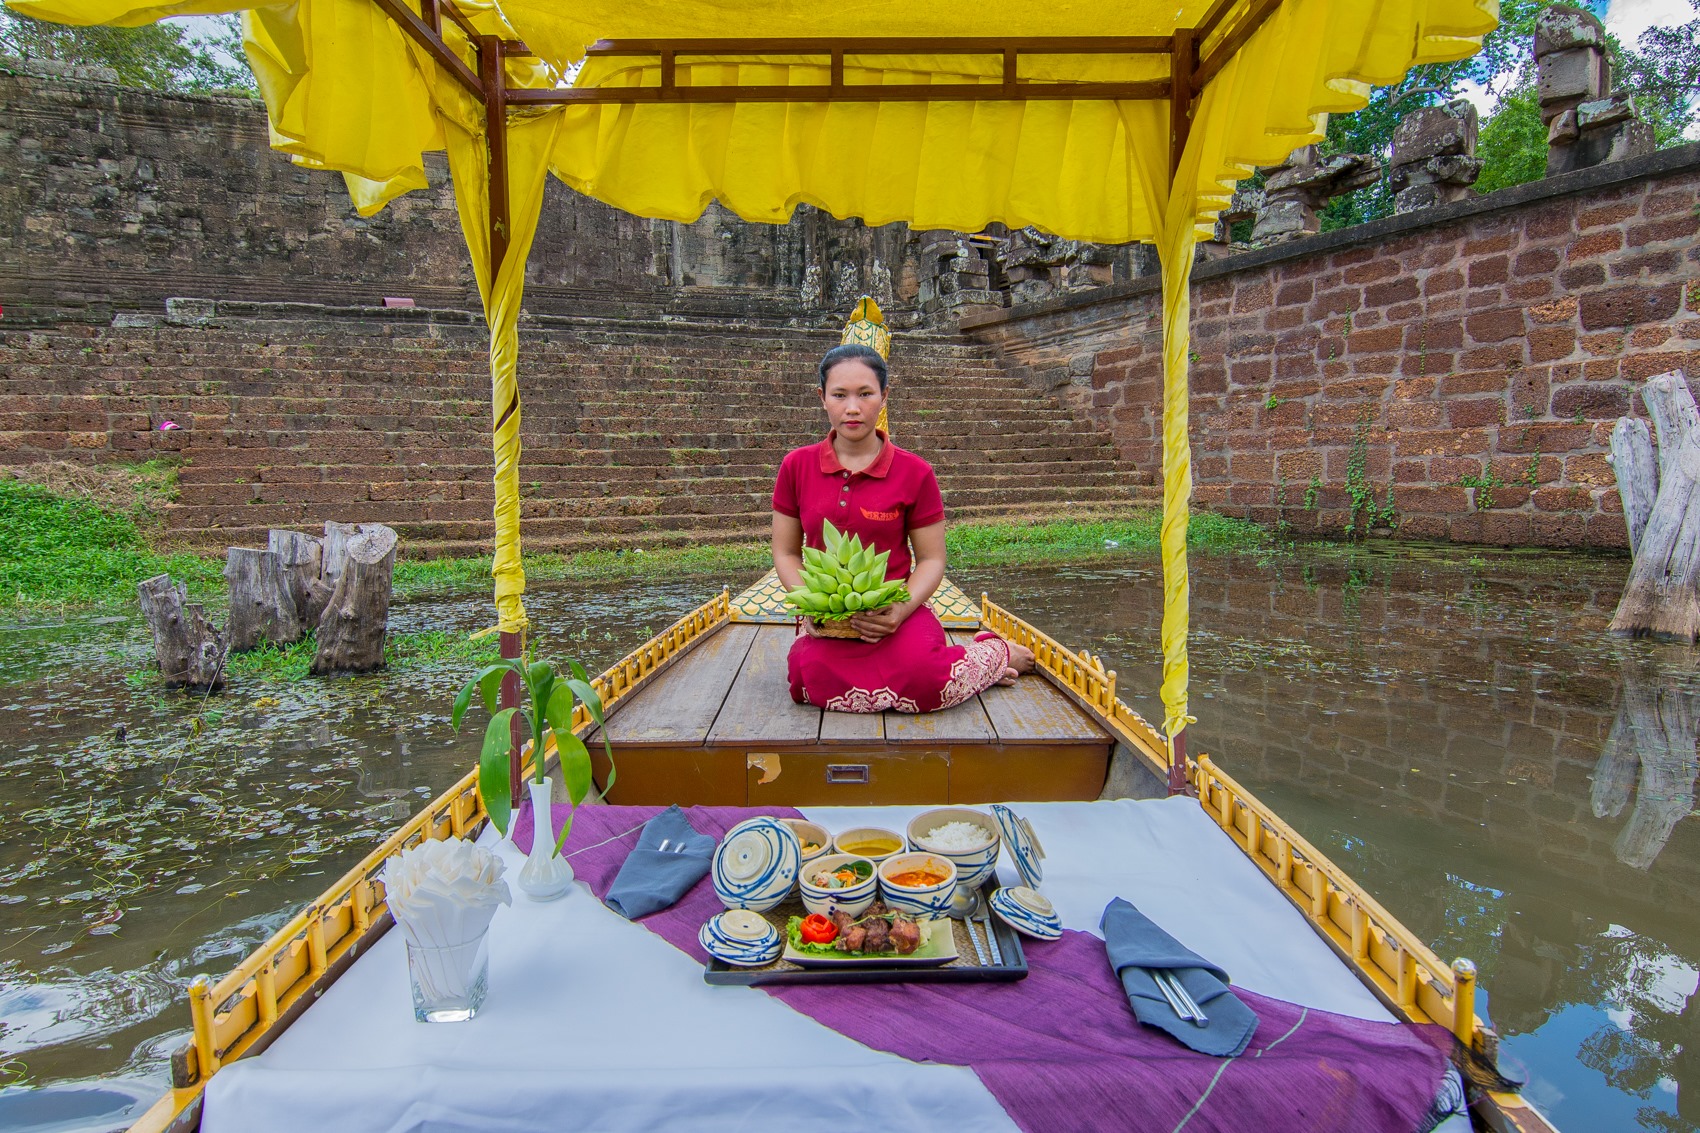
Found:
[1152,968,1209,1026]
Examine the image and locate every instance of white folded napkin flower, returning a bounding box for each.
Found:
[382,836,513,951]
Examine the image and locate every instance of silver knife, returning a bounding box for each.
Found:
[981,908,1003,965]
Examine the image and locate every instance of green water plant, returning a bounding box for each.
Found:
[450,654,615,848]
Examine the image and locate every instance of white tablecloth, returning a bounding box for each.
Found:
[202,799,1411,1133]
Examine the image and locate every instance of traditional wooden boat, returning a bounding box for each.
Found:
[122,574,1557,1133]
[8,0,1561,1128]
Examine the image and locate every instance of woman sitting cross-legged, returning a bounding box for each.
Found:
[772,343,1035,713]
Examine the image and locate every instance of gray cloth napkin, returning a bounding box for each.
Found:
[604,805,715,920]
[1101,897,1258,1057]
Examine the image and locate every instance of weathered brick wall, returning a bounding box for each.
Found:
[963,143,1700,549]
[0,67,910,326]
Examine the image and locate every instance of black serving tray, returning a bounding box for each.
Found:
[704,883,1028,986]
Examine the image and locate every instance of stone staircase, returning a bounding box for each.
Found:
[0,307,1158,556]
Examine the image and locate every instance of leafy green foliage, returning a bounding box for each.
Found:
[1317,0,1697,227]
[0,10,254,94]
[0,481,220,611]
[1475,85,1548,194]
[452,655,613,849]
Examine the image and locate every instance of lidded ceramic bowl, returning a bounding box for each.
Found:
[799,854,878,918]
[906,807,1001,891]
[699,909,782,966]
[779,818,831,870]
[877,852,958,919]
[712,817,801,912]
[989,886,1062,941]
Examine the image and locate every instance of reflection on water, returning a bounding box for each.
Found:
[956,545,1699,1133]
[2,548,1698,1132]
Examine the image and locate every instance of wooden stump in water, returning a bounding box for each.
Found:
[311,523,397,674]
[137,574,226,689]
[1609,369,1700,639]
[268,528,325,624]
[224,546,302,651]
[1590,665,1698,870]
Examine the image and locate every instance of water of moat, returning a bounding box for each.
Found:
[1,543,1695,1133]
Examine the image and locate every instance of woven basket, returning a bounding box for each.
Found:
[812,618,864,639]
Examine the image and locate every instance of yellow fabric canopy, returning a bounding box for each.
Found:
[6,0,1495,748]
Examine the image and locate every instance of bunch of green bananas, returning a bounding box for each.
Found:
[783,520,911,622]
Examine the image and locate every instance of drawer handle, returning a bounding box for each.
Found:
[826,764,870,784]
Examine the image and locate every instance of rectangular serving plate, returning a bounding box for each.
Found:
[703,885,1028,986]
[782,917,958,968]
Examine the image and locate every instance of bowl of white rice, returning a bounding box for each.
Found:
[905,807,1001,890]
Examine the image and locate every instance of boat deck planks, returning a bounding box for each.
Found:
[601,622,1113,805]
[707,625,822,744]
[599,623,758,746]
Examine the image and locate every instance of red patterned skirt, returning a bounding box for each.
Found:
[787,606,1012,713]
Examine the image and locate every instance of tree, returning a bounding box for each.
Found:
[0,9,254,95]
[1474,84,1547,194]
[1319,0,1697,225]
[1613,0,1700,147]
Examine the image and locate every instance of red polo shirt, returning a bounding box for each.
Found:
[772,429,945,582]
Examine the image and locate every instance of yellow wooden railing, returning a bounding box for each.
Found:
[981,595,1172,777]
[130,590,733,1133]
[980,595,1486,1052]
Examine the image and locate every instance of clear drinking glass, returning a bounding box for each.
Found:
[407,933,490,1022]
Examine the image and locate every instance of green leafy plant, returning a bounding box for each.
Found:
[1265,394,1282,411]
[1343,414,1397,537]
[451,655,614,847]
[1458,465,1505,510]
[1304,474,1322,511]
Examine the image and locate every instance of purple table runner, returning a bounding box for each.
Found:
[520,803,1453,1133]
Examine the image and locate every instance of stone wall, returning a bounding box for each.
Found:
[963,143,1700,549]
[0,65,911,327]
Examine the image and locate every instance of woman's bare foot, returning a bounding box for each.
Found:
[994,640,1036,685]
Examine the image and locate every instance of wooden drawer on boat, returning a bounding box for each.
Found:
[745,747,950,806]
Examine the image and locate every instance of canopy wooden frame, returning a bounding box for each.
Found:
[369,0,1286,797]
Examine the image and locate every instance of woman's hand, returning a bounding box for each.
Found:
[848,600,914,643]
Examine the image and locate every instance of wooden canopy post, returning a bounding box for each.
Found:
[477,31,526,810]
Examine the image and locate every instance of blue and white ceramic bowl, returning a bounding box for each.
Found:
[990,886,1062,941]
[906,807,1001,891]
[799,854,878,918]
[991,804,1046,890]
[877,852,957,920]
[712,817,802,912]
[699,909,782,966]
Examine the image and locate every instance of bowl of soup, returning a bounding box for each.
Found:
[831,827,905,864]
[877,852,957,919]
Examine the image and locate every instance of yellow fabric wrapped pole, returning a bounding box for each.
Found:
[445,113,563,637]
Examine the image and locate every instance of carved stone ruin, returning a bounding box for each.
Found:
[1607,370,1700,639]
[1198,186,1265,261]
[137,574,226,690]
[1536,6,1653,177]
[997,228,1116,306]
[1389,100,1483,214]
[311,522,399,674]
[914,232,1001,318]
[1249,145,1381,246]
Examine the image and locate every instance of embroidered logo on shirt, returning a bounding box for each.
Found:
[860,506,901,521]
